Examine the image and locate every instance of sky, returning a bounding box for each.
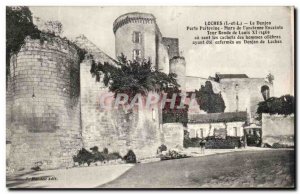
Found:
[29,6,294,97]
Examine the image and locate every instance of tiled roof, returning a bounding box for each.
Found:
[188,112,247,123]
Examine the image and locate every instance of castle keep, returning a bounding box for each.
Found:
[7,12,273,170]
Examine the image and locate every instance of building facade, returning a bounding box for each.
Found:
[187,112,247,139]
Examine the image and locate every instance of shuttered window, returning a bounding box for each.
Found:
[133,49,141,61]
[132,32,141,43]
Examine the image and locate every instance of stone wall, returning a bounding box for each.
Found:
[169,57,186,90]
[6,72,13,143]
[7,37,82,170]
[6,71,13,164]
[162,37,179,59]
[262,113,294,146]
[157,41,169,74]
[180,76,272,120]
[80,59,164,158]
[78,36,164,160]
[185,76,221,93]
[219,78,273,121]
[80,58,133,155]
[127,106,163,159]
[162,123,184,149]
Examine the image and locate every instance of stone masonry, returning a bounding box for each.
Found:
[7,37,82,170]
[76,35,165,159]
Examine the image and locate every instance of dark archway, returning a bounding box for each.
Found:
[261,85,270,101]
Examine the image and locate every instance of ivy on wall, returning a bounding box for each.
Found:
[6,6,87,80]
[256,95,294,120]
[6,6,40,78]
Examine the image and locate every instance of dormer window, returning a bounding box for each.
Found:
[133,31,141,43]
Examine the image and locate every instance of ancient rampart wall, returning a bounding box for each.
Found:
[7,37,82,170]
[78,36,164,160]
[262,113,294,146]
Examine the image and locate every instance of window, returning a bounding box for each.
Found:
[235,84,239,89]
[133,32,141,43]
[152,108,156,121]
[261,85,270,100]
[196,129,204,138]
[195,129,199,138]
[193,129,197,138]
[234,127,238,136]
[200,129,204,138]
[133,49,141,61]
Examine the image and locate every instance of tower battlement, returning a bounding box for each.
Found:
[113,12,156,34]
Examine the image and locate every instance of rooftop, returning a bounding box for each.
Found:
[216,74,249,79]
[188,112,247,124]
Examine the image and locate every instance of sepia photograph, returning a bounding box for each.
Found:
[5,6,295,189]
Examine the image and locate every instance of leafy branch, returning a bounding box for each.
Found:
[90,54,179,101]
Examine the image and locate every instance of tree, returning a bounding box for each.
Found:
[266,73,274,84]
[6,7,86,85]
[6,6,41,78]
[35,18,64,36]
[44,20,63,36]
[256,95,294,120]
[123,150,136,163]
[90,54,179,101]
[194,81,226,113]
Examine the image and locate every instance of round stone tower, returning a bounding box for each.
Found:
[113,12,158,68]
[7,36,82,170]
[169,56,186,91]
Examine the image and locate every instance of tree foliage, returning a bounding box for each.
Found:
[6,6,87,83]
[256,95,294,120]
[43,20,63,36]
[6,6,41,77]
[123,150,137,163]
[195,81,226,113]
[90,54,179,100]
[7,6,86,98]
[266,73,274,84]
[73,147,122,166]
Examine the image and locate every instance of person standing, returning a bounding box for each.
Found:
[199,139,206,155]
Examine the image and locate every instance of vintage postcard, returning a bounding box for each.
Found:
[6,6,295,189]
